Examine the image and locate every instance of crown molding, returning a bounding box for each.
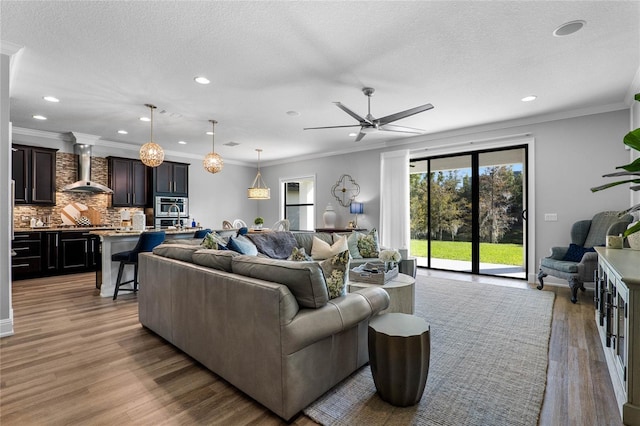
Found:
[0,41,22,56]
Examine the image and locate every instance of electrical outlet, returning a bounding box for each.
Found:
[544,213,558,222]
[21,216,30,221]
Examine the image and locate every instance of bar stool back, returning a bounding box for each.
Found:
[111,231,165,300]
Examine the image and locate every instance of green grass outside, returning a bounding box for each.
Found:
[410,239,523,265]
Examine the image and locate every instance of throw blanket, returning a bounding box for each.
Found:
[247,231,298,259]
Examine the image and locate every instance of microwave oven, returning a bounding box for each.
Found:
[155,196,188,217]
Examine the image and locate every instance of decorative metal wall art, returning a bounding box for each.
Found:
[331,174,360,207]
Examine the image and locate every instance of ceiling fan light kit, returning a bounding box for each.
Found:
[203,119,224,174]
[139,104,165,167]
[248,149,270,200]
[304,87,434,142]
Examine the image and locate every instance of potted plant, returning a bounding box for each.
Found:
[591,93,640,244]
[254,217,264,229]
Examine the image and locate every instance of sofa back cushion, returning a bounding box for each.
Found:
[152,243,201,263]
[231,255,329,308]
[192,249,240,272]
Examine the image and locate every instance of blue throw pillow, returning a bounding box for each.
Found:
[227,235,258,256]
[562,243,595,262]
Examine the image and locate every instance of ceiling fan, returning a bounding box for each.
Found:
[304,87,434,142]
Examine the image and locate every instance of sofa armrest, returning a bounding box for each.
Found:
[282,287,389,355]
[579,251,598,264]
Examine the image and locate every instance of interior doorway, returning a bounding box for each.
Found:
[410,146,528,279]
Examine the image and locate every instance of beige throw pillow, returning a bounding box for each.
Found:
[311,235,348,260]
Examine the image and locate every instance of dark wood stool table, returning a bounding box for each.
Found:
[368,313,430,406]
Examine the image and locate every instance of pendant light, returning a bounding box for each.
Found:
[139,104,165,167]
[247,148,270,199]
[203,119,224,174]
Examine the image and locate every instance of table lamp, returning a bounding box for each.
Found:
[350,202,364,228]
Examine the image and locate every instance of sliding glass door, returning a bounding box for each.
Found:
[410,146,527,279]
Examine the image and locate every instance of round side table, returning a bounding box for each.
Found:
[368,313,430,406]
[348,273,415,314]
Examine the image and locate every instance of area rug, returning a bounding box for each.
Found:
[304,276,555,426]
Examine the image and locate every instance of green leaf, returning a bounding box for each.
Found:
[624,128,640,152]
[615,157,640,172]
[591,179,640,192]
[623,221,640,238]
[635,93,640,102]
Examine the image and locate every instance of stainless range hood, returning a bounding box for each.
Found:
[62,141,113,193]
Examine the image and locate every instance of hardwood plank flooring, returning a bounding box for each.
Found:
[0,271,622,425]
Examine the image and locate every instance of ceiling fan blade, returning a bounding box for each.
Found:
[354,132,367,142]
[379,124,426,134]
[334,102,372,125]
[303,124,361,130]
[378,103,434,125]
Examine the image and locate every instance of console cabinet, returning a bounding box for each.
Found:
[594,247,640,425]
[12,144,57,205]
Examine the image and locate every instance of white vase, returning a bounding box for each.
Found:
[323,203,337,228]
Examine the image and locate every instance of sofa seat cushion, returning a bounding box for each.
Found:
[540,257,579,273]
[192,249,240,272]
[232,255,329,308]
[247,231,298,259]
[152,243,201,263]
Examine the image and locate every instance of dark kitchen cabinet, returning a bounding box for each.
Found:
[109,157,149,207]
[154,161,189,196]
[12,144,57,205]
[13,231,101,280]
[11,232,42,279]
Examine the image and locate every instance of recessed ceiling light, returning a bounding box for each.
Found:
[521,95,537,102]
[348,132,358,137]
[178,140,187,145]
[286,110,300,117]
[194,76,210,85]
[33,115,47,120]
[117,130,128,134]
[139,116,151,122]
[43,96,59,103]
[205,131,214,136]
[553,20,586,37]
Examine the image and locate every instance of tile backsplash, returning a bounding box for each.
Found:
[13,152,144,228]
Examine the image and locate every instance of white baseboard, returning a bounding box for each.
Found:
[0,309,14,337]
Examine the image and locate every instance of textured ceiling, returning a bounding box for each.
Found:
[1,1,639,164]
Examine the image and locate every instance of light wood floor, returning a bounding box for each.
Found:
[0,270,622,425]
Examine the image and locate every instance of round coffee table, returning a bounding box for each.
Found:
[348,273,415,314]
[368,313,431,406]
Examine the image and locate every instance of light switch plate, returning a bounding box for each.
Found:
[544,213,558,221]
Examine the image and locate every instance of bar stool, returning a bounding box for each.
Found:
[111,231,165,300]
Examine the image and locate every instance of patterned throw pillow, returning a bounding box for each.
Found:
[320,250,350,299]
[201,233,219,250]
[288,247,312,261]
[357,228,380,258]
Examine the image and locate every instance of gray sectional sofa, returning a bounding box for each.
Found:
[138,230,390,421]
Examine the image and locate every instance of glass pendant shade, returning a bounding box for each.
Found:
[248,149,270,199]
[204,120,224,173]
[139,104,164,167]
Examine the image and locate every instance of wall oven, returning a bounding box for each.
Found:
[155,196,188,217]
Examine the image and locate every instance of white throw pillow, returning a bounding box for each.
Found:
[311,235,348,260]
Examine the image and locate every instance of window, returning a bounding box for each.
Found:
[280,176,315,231]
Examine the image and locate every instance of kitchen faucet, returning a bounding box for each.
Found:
[169,203,181,229]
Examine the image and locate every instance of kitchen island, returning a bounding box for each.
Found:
[90,228,200,298]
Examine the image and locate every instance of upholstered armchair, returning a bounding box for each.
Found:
[537,211,632,303]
